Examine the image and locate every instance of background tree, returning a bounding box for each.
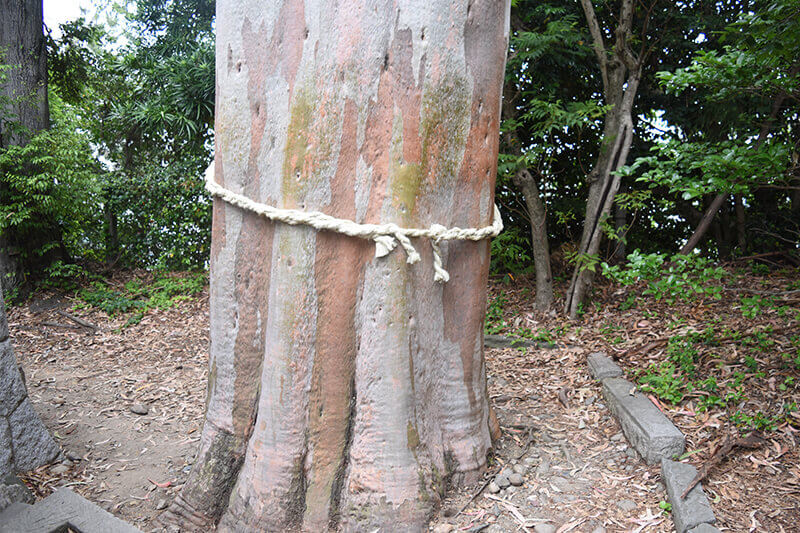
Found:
[161,0,510,530]
[0,0,52,290]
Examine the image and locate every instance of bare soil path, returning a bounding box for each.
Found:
[7,269,799,532]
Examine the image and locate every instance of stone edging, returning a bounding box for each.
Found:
[587,352,721,533]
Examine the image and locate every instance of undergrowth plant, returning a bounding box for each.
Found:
[602,250,726,304]
[77,272,206,326]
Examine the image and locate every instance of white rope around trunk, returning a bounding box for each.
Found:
[205,164,503,282]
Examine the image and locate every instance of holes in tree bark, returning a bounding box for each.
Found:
[383,53,389,71]
[236,60,242,73]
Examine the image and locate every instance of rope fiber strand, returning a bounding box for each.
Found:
[205,164,503,282]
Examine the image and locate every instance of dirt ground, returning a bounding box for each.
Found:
[7,269,800,532]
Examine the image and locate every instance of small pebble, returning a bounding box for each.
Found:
[578,419,586,430]
[433,524,455,533]
[534,524,556,533]
[535,461,550,476]
[625,448,638,459]
[130,403,149,415]
[506,485,517,494]
[65,450,82,462]
[508,473,524,486]
[156,499,168,511]
[495,475,510,489]
[526,494,539,506]
[50,464,70,475]
[616,499,637,512]
[488,481,501,494]
[590,527,606,533]
[611,432,624,442]
[513,464,526,475]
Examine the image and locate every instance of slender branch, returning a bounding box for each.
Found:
[580,0,609,93]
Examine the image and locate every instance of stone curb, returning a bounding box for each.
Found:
[0,487,143,533]
[661,459,717,533]
[587,353,718,533]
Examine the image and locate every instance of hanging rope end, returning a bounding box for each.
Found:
[374,236,397,258]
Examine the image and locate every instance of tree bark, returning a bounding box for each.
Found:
[512,168,553,310]
[0,0,49,291]
[565,0,643,319]
[0,0,48,148]
[162,1,510,531]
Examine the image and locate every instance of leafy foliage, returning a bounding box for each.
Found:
[0,95,102,266]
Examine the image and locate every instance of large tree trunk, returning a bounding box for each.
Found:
[0,288,60,477]
[0,0,48,148]
[0,0,49,291]
[564,0,644,319]
[162,1,510,531]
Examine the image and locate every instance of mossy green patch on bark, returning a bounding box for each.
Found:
[419,73,471,192]
[391,163,423,215]
[406,421,420,451]
[282,86,315,201]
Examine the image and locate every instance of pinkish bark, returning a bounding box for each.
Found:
[162,1,510,531]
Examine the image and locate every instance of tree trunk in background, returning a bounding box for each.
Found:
[734,194,746,253]
[0,287,60,476]
[679,192,727,255]
[162,1,510,531]
[0,0,49,291]
[612,200,627,263]
[565,0,643,319]
[502,82,553,311]
[512,168,553,310]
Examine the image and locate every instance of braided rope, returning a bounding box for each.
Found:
[205,164,503,282]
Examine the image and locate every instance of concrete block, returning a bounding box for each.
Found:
[662,459,717,533]
[688,524,722,533]
[601,378,685,464]
[0,502,31,524]
[0,341,26,417]
[8,400,60,472]
[0,474,33,512]
[0,487,142,533]
[587,352,623,380]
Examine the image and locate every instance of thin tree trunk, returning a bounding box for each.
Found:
[565,0,645,319]
[502,82,553,310]
[679,193,728,255]
[162,1,510,531]
[734,193,746,252]
[512,168,553,310]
